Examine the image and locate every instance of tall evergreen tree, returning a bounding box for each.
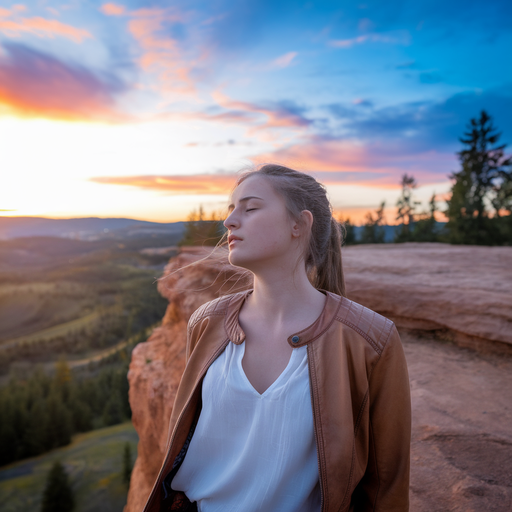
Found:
[41,460,74,512]
[445,110,512,244]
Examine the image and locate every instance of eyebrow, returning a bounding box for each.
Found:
[227,195,263,212]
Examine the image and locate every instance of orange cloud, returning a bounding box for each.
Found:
[90,174,237,194]
[100,3,126,16]
[0,8,92,43]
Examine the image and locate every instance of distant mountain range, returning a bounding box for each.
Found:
[0,216,446,243]
[0,217,186,241]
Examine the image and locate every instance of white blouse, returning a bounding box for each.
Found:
[171,340,321,512]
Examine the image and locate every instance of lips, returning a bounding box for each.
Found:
[228,235,242,245]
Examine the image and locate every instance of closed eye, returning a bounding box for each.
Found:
[246,208,258,212]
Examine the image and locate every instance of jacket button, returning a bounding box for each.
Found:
[291,335,300,344]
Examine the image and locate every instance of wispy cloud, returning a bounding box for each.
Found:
[0,6,92,43]
[100,3,126,16]
[271,51,297,69]
[329,31,410,48]
[0,43,127,121]
[90,173,236,194]
[212,91,311,131]
[155,92,312,136]
[127,7,200,97]
[251,136,453,187]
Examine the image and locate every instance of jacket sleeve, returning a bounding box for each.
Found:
[185,312,200,362]
[353,324,411,511]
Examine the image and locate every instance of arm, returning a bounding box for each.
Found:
[353,325,411,511]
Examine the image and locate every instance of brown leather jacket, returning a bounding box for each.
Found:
[142,290,411,512]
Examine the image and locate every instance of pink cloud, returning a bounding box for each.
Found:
[0,8,92,43]
[0,43,127,122]
[100,3,126,16]
[127,7,197,96]
[212,91,310,131]
[151,91,310,136]
[250,137,454,188]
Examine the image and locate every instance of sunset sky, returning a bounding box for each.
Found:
[1,0,511,224]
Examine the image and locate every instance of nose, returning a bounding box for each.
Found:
[223,210,239,230]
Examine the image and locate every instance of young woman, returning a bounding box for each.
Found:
[143,165,411,512]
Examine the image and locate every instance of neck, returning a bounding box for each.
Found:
[247,264,325,323]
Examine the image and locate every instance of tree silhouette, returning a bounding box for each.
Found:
[411,193,440,242]
[41,460,74,512]
[395,174,421,242]
[336,216,356,245]
[446,110,512,244]
[179,205,225,246]
[360,202,386,243]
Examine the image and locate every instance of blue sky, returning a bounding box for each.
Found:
[0,0,510,222]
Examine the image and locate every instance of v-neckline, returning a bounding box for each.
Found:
[237,341,299,397]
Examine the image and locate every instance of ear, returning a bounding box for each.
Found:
[291,210,313,238]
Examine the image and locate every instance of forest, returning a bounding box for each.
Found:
[0,231,179,468]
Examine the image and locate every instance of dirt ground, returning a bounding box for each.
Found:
[403,330,512,511]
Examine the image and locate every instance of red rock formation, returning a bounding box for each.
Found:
[343,243,512,353]
[126,244,512,511]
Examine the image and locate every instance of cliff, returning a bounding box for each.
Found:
[126,243,512,511]
[343,243,512,352]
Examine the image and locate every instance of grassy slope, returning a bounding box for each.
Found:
[1,311,100,348]
[0,422,138,512]
[0,282,93,343]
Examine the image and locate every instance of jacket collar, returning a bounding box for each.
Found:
[224,289,343,347]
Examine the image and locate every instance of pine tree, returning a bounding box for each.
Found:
[46,393,72,448]
[411,193,440,242]
[102,390,124,426]
[41,460,74,512]
[337,216,356,245]
[395,174,421,242]
[446,110,512,244]
[360,202,386,244]
[179,205,225,246]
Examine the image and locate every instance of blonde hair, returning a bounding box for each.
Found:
[236,164,345,296]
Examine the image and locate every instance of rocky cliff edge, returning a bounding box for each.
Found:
[126,243,512,511]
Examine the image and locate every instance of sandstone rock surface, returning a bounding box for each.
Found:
[126,244,512,512]
[343,243,512,352]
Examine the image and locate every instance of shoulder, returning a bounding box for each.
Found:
[187,291,245,334]
[329,293,396,356]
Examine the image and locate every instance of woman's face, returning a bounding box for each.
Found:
[224,175,302,273]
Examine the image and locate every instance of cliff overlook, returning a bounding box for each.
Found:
[126,243,512,512]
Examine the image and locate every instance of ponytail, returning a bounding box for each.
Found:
[314,217,345,296]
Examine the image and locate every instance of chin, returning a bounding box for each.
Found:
[228,251,255,271]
